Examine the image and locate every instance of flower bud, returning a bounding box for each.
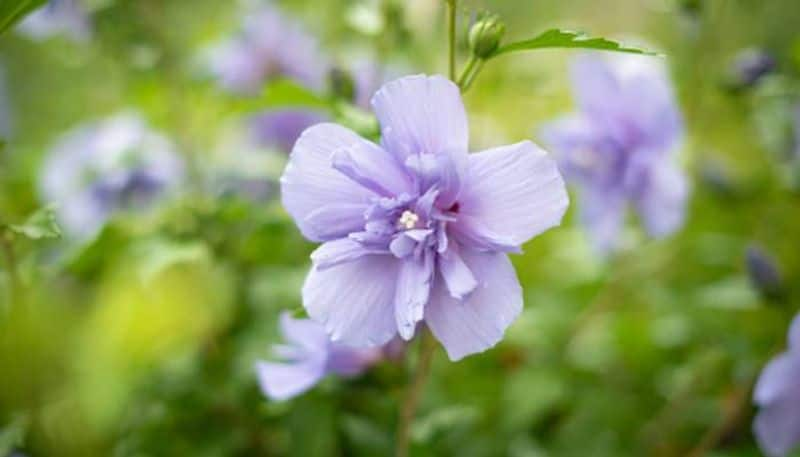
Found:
[468,14,506,60]
[727,48,775,90]
[745,245,784,301]
[329,68,356,102]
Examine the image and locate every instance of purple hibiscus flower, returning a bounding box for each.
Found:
[281,74,569,361]
[17,0,91,43]
[209,2,327,95]
[541,54,688,253]
[256,312,384,401]
[753,314,800,457]
[39,112,184,238]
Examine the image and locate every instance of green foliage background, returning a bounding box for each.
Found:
[1,0,800,456]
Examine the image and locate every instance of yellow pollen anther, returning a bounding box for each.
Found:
[398,210,419,230]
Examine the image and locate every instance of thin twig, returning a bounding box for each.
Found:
[396,328,437,457]
[686,382,752,457]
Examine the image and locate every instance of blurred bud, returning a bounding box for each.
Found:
[468,14,505,60]
[329,68,356,102]
[727,48,776,90]
[745,245,785,301]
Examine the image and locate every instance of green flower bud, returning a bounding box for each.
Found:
[468,14,506,60]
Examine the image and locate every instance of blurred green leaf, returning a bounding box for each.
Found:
[8,206,61,240]
[0,414,28,455]
[0,0,46,35]
[64,222,129,277]
[491,29,660,57]
[411,405,478,444]
[133,238,210,282]
[236,79,331,113]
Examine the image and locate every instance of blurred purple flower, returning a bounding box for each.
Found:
[256,312,383,401]
[17,0,91,43]
[281,75,568,361]
[209,3,327,94]
[541,54,688,253]
[249,109,328,153]
[753,314,800,457]
[730,48,775,88]
[39,112,184,238]
[248,60,388,153]
[745,245,784,300]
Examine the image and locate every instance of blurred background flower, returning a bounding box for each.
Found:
[39,112,184,239]
[17,0,91,43]
[541,54,688,253]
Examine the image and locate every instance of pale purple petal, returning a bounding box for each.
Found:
[327,345,381,376]
[331,139,412,197]
[372,75,469,167]
[303,255,399,347]
[303,203,370,242]
[278,312,329,352]
[250,110,328,152]
[255,360,325,401]
[457,141,569,248]
[425,248,523,361]
[570,54,622,123]
[754,399,800,457]
[209,39,268,94]
[311,238,384,270]
[438,244,477,300]
[789,314,800,350]
[579,187,626,254]
[281,123,379,242]
[635,160,689,239]
[395,253,434,340]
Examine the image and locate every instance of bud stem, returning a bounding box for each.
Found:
[447,0,457,81]
[457,55,484,92]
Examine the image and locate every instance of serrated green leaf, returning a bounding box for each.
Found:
[0,0,47,36]
[8,206,62,240]
[491,29,661,58]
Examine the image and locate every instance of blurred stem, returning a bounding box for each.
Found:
[0,229,19,303]
[396,328,436,457]
[447,0,456,81]
[686,379,753,457]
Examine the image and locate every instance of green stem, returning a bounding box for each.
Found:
[458,56,485,93]
[447,0,456,81]
[395,328,436,457]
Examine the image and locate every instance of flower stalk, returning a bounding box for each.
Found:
[447,0,456,81]
[396,328,437,457]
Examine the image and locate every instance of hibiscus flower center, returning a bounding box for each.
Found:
[397,210,420,230]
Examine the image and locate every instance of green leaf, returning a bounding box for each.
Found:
[0,0,47,36]
[491,29,661,58]
[233,79,331,113]
[8,206,62,240]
